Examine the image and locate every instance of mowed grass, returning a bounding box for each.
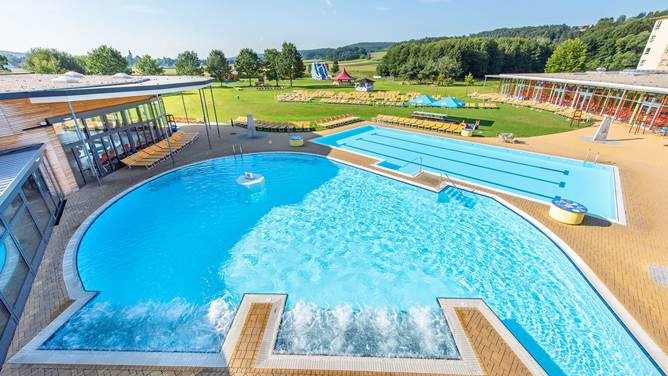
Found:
[162,78,587,137]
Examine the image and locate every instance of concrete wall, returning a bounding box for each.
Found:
[638,17,668,71]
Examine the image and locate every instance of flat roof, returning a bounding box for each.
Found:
[486,72,668,94]
[0,73,214,102]
[0,145,43,208]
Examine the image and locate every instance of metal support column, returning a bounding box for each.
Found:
[209,86,221,137]
[180,92,190,125]
[613,90,627,119]
[155,94,175,166]
[198,89,212,150]
[67,101,100,186]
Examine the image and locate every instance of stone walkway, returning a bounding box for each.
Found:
[2,121,667,375]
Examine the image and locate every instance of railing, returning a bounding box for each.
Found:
[401,156,423,174]
[232,144,244,158]
[438,171,459,191]
[584,148,599,165]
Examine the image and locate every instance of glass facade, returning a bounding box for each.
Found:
[0,148,64,363]
[51,99,171,187]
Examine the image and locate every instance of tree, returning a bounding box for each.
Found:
[0,55,9,72]
[207,49,231,82]
[544,38,587,73]
[464,72,475,86]
[22,48,85,74]
[134,55,164,75]
[331,60,340,74]
[263,48,281,87]
[437,56,463,81]
[235,48,260,86]
[175,51,203,75]
[85,45,129,75]
[279,42,305,87]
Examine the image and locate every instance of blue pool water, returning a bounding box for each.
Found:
[313,125,620,221]
[41,154,659,375]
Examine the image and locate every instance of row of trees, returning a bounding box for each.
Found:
[234,42,305,86]
[20,45,166,75]
[0,55,9,72]
[19,42,304,86]
[172,42,304,86]
[377,10,668,78]
[377,37,552,81]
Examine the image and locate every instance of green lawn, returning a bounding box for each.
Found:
[162,78,589,137]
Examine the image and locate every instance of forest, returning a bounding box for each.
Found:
[377,10,667,79]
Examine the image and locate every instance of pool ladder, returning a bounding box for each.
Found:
[402,156,423,175]
[584,149,599,165]
[438,171,459,191]
[232,144,244,158]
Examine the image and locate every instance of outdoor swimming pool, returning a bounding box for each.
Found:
[312,125,622,222]
[40,153,659,375]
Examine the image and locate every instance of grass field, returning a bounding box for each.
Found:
[162,78,587,138]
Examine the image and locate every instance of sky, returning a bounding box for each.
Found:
[0,0,665,57]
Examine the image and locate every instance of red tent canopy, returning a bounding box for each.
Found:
[332,69,355,81]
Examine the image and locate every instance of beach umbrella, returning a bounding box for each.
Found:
[408,95,437,105]
[431,97,465,108]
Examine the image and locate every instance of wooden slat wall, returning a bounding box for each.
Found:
[0,96,153,135]
[0,127,78,194]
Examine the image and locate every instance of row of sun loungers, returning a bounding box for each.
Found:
[320,98,373,106]
[256,86,283,91]
[473,93,595,120]
[374,115,467,134]
[276,90,422,106]
[316,114,361,129]
[462,102,498,109]
[121,131,198,169]
[233,117,314,132]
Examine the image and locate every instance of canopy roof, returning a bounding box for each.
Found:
[333,69,355,81]
[432,97,465,108]
[408,95,436,105]
[355,78,375,84]
[0,145,44,208]
[0,73,214,102]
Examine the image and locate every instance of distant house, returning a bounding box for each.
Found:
[332,69,355,86]
[355,78,375,92]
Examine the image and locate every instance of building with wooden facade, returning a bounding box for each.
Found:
[485,71,668,130]
[0,72,213,362]
[0,73,213,194]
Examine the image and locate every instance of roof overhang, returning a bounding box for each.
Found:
[28,80,214,104]
[486,74,668,95]
[0,145,45,208]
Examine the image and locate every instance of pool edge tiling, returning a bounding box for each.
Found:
[7,152,666,375]
[311,124,625,224]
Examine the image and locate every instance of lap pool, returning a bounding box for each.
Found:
[39,153,658,375]
[312,125,623,222]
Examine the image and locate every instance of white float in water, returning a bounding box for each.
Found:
[236,172,265,192]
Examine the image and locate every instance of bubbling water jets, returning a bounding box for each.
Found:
[207,295,237,334]
[274,301,458,359]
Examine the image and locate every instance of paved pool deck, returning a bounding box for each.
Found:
[1,120,666,375]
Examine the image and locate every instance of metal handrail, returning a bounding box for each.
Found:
[584,149,599,164]
[439,171,458,191]
[232,144,245,158]
[401,156,423,173]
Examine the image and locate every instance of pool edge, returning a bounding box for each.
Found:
[10,151,665,374]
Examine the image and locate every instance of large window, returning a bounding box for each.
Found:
[51,99,169,187]
[0,146,64,363]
